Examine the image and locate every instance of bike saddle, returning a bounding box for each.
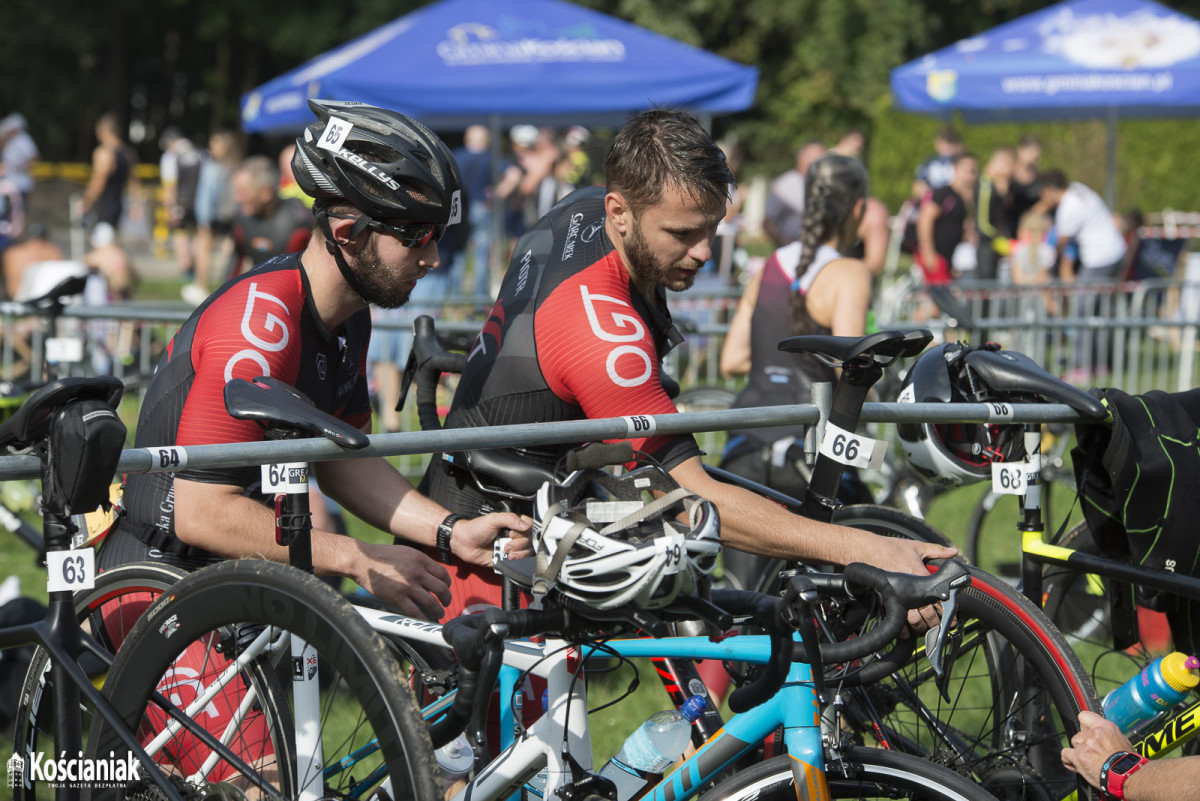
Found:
[223,376,370,449]
[778,328,933,365]
[963,346,1108,419]
[451,447,559,497]
[26,273,89,309]
[0,376,123,449]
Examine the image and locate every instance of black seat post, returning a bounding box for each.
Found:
[802,357,884,523]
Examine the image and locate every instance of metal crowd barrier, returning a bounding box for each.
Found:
[0,401,1100,482]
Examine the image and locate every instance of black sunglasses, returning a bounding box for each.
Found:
[328,212,446,248]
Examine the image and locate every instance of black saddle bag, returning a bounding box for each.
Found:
[47,398,126,515]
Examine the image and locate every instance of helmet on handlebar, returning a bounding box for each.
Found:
[895,342,1026,486]
[292,99,463,226]
[529,459,721,611]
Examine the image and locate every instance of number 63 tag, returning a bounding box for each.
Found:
[47,548,95,592]
[819,422,886,470]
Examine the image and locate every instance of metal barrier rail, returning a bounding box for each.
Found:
[0,402,1100,481]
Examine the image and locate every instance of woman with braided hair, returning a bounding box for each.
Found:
[716,152,873,589]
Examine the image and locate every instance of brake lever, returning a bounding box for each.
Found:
[924,583,962,701]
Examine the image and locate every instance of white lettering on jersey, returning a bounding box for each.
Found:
[579,285,653,387]
[223,282,292,381]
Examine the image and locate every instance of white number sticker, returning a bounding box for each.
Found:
[46,337,84,364]
[261,462,309,494]
[986,402,1015,422]
[317,117,353,152]
[656,534,686,574]
[818,422,885,470]
[47,548,95,592]
[991,462,1028,495]
[145,446,188,471]
[623,415,656,437]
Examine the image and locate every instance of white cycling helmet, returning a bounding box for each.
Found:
[896,342,1026,487]
[529,462,720,611]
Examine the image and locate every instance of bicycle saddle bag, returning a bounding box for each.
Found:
[47,398,126,515]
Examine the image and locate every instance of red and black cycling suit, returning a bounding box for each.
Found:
[421,185,701,620]
[105,251,371,570]
[96,252,370,779]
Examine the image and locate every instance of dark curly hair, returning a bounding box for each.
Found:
[789,153,869,335]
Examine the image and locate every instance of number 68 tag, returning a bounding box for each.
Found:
[47,548,95,592]
[819,422,886,470]
[991,462,1028,495]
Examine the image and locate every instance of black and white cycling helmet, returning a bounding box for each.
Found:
[292,99,463,226]
[896,342,1026,486]
[528,461,721,611]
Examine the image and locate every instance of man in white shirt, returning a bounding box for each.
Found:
[0,113,38,211]
[1039,169,1127,381]
[1039,169,1126,281]
[763,139,825,247]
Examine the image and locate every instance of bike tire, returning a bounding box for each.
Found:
[88,559,439,801]
[11,562,188,801]
[695,747,999,801]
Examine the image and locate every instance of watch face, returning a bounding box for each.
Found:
[1109,753,1143,774]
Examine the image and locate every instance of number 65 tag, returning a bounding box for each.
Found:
[47,548,95,592]
[819,422,886,470]
[991,462,1028,495]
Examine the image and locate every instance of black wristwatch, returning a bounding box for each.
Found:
[436,514,466,564]
[1100,750,1148,800]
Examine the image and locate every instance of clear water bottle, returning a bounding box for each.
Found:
[524,690,551,799]
[435,733,474,796]
[1102,652,1200,734]
[597,695,706,801]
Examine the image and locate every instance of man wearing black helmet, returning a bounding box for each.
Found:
[102,100,531,621]
[425,108,956,624]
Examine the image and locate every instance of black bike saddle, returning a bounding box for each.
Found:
[778,328,934,365]
[223,376,370,449]
[964,347,1108,419]
[0,376,123,449]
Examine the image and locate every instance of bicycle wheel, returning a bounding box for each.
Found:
[12,562,187,801]
[89,560,439,801]
[839,562,1099,801]
[696,747,999,800]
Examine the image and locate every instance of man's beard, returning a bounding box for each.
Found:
[344,235,420,309]
[625,217,703,293]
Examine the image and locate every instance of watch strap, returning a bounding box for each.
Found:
[1100,750,1148,800]
[436,514,467,564]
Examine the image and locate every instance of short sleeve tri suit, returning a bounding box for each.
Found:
[96,252,370,779]
[422,185,701,620]
[102,252,371,572]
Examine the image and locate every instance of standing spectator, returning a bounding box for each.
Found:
[976,147,1015,282]
[1038,169,1127,381]
[226,155,313,280]
[0,113,38,211]
[80,113,138,235]
[914,126,963,198]
[1008,135,1042,237]
[916,152,979,285]
[159,128,205,281]
[451,124,494,299]
[763,139,825,248]
[0,171,24,255]
[185,130,241,306]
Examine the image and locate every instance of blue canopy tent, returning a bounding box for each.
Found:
[240,0,759,135]
[890,0,1200,204]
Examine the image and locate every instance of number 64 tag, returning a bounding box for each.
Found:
[819,422,886,470]
[47,548,95,592]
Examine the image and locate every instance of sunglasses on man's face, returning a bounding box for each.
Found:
[365,218,446,248]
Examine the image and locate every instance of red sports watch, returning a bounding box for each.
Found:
[1100,750,1148,800]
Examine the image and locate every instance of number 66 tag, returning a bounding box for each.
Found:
[991,462,1028,495]
[819,422,886,470]
[48,548,95,592]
